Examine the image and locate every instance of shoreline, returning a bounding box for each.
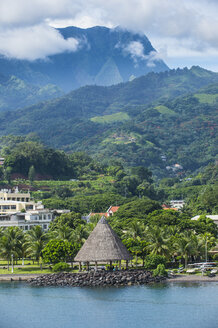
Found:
[0,274,43,281]
[0,273,217,283]
[166,274,218,283]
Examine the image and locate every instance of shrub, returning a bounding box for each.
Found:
[153,264,167,277]
[42,239,78,264]
[53,262,71,272]
[144,255,166,269]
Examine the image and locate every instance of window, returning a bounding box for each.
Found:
[26,205,33,210]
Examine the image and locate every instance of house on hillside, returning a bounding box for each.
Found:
[170,200,185,209]
[162,204,178,211]
[191,215,218,226]
[82,205,120,222]
[107,206,120,216]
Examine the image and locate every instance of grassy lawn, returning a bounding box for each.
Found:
[155,105,176,115]
[0,266,52,274]
[90,112,130,124]
[195,93,218,104]
[0,259,36,266]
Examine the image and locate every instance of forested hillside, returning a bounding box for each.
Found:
[0,136,217,216]
[0,73,63,112]
[0,66,217,177]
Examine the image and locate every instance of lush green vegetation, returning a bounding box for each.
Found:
[0,136,217,216]
[0,209,217,273]
[194,93,218,104]
[90,112,130,124]
[0,67,217,178]
[0,73,62,112]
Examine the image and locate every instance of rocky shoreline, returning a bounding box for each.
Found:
[28,270,166,287]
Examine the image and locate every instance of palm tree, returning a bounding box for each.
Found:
[123,220,146,240]
[174,230,195,268]
[51,224,73,241]
[146,226,171,258]
[18,233,28,266]
[195,233,216,262]
[0,227,24,270]
[70,224,89,245]
[26,226,48,263]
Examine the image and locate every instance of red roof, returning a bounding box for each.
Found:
[107,206,119,213]
[162,204,178,211]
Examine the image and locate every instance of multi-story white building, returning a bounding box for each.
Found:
[0,210,52,231]
[0,188,53,231]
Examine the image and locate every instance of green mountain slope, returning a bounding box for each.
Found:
[0,73,63,111]
[0,66,217,177]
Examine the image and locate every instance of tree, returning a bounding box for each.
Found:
[122,220,146,240]
[0,227,23,270]
[146,226,170,258]
[174,231,195,268]
[0,166,3,180]
[4,166,12,184]
[51,224,73,241]
[123,237,148,266]
[42,239,78,264]
[112,198,161,229]
[28,165,36,184]
[49,212,85,231]
[70,224,89,244]
[26,226,48,263]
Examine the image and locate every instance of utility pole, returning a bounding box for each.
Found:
[205,235,208,263]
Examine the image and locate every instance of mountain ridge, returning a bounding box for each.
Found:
[0,26,169,92]
[0,66,217,178]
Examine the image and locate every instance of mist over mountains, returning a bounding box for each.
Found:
[0,25,217,178]
[0,26,168,93]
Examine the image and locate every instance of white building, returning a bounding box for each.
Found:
[0,210,52,231]
[170,200,185,209]
[191,215,218,226]
[0,188,53,231]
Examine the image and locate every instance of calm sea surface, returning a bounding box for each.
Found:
[0,282,217,328]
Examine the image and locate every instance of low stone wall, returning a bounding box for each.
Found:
[28,270,166,287]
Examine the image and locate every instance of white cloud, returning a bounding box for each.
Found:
[121,41,163,67]
[0,25,79,60]
[0,0,218,68]
[0,0,80,27]
[124,41,146,62]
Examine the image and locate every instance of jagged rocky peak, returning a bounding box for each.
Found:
[0,26,169,92]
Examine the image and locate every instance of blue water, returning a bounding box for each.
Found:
[0,282,217,328]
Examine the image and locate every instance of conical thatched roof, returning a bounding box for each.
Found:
[74,216,132,262]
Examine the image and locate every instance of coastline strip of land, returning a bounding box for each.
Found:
[0,273,217,283]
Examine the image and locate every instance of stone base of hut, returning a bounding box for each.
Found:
[28,270,166,287]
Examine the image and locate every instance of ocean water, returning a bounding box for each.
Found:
[0,282,217,328]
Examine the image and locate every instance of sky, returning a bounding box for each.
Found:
[0,0,218,71]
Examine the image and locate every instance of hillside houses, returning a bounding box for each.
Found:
[83,206,120,222]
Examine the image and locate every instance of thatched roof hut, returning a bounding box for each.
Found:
[74,216,132,263]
